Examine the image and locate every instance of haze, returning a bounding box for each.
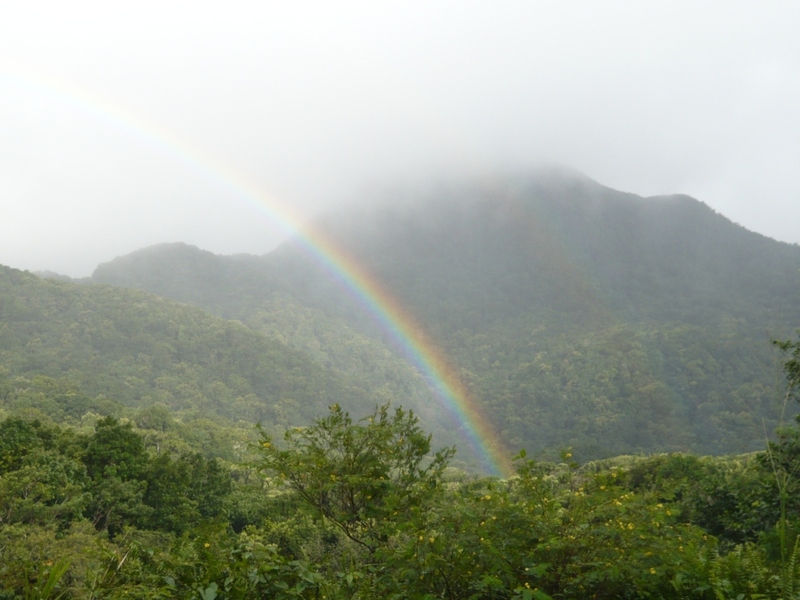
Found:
[1,2,798,277]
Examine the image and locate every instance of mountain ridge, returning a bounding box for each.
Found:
[36,170,800,459]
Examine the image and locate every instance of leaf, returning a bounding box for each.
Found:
[198,582,218,600]
[39,557,71,599]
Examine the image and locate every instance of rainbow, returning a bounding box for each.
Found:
[0,60,514,476]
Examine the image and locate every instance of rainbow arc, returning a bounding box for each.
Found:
[1,61,514,476]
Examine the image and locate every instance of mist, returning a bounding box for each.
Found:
[1,2,798,276]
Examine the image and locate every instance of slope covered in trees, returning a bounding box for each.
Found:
[4,162,800,595]
[87,170,800,459]
[0,265,386,444]
[89,244,443,435]
[2,336,800,598]
[264,170,799,331]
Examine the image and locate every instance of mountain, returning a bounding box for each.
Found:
[87,169,800,460]
[0,265,384,439]
[265,170,799,333]
[89,243,445,432]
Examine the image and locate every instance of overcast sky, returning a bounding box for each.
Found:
[1,1,798,276]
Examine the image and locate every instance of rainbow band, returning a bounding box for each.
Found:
[1,61,514,477]
[291,220,513,476]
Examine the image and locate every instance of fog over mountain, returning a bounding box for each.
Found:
[1,2,799,276]
[85,170,800,460]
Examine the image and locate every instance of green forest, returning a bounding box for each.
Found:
[4,173,800,598]
[88,175,800,461]
[1,335,799,599]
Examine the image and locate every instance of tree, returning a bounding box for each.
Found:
[0,418,54,474]
[82,417,149,535]
[140,452,232,533]
[256,403,454,553]
[774,333,800,404]
[763,332,800,564]
[83,417,146,482]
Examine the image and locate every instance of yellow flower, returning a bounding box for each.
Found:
[650,568,656,575]
[204,543,210,548]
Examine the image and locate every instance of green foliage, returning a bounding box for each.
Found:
[84,417,147,481]
[2,197,799,597]
[0,265,378,433]
[140,452,232,534]
[624,453,774,547]
[279,179,798,459]
[0,418,56,474]
[2,396,800,599]
[379,455,713,600]
[0,521,108,599]
[0,414,235,542]
[81,174,800,461]
[257,403,454,553]
[758,332,800,571]
[0,452,87,528]
[774,333,800,403]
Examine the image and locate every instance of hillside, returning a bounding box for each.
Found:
[87,169,800,459]
[0,265,384,443]
[266,171,799,332]
[90,244,444,434]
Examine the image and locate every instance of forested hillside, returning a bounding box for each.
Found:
[89,244,443,436]
[88,170,800,459]
[0,265,397,453]
[266,171,799,330]
[5,169,800,598]
[1,338,800,598]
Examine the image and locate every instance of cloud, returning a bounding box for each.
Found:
[1,2,798,275]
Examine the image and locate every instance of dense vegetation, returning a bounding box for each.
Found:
[0,264,409,429]
[89,245,443,433]
[88,171,800,459]
[6,170,797,597]
[1,334,799,598]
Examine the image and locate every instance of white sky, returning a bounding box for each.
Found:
[1,1,798,276]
